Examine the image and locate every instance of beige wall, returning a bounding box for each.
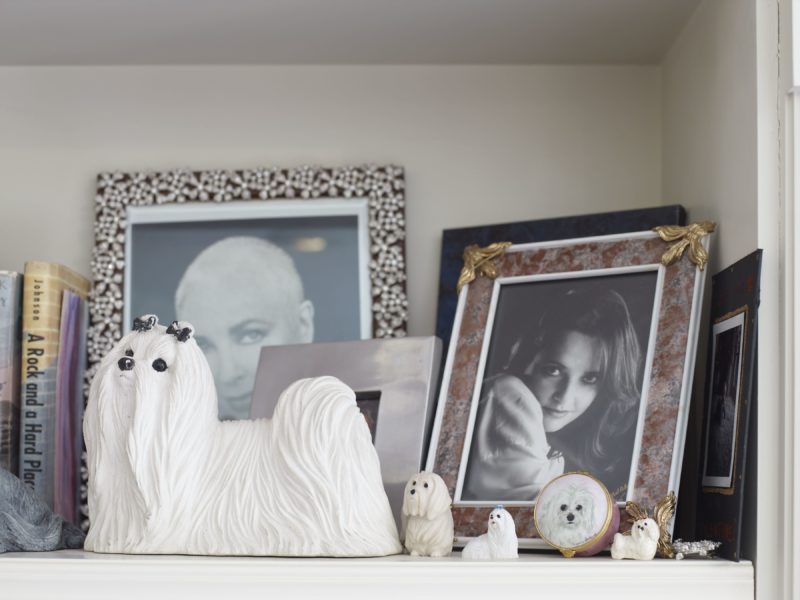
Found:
[661,0,759,564]
[662,0,758,272]
[0,65,661,336]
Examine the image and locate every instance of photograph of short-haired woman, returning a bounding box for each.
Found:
[461,271,659,503]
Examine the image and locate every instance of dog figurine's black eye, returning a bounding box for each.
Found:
[125,349,134,357]
[423,482,428,488]
[412,481,416,486]
[118,357,135,371]
[152,358,168,372]
[560,504,567,511]
[576,505,582,511]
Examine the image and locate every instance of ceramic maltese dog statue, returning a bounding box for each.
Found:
[461,506,518,560]
[610,518,659,560]
[400,471,454,557]
[83,315,402,557]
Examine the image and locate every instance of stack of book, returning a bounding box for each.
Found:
[0,262,90,525]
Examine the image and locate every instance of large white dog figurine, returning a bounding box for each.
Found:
[610,518,659,560]
[400,471,454,557]
[461,506,518,560]
[83,315,402,556]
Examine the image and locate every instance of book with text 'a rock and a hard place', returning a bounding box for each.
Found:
[17,262,89,511]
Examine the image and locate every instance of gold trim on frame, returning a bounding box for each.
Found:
[703,305,750,497]
[653,221,716,270]
[532,471,614,558]
[456,242,513,294]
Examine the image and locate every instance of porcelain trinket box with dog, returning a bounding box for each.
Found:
[533,472,620,558]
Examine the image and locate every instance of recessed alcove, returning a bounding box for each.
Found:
[0,1,790,598]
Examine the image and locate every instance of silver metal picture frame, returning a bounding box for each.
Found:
[249,337,442,529]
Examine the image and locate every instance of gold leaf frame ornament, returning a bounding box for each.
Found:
[623,491,677,558]
[456,242,513,293]
[654,221,716,271]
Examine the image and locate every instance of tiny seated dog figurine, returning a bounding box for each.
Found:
[462,506,518,560]
[400,471,453,557]
[83,315,401,556]
[611,518,659,560]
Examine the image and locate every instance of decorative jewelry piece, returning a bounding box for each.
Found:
[653,221,716,271]
[671,539,722,560]
[622,491,677,558]
[456,242,512,293]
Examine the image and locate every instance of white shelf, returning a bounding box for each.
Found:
[0,550,753,600]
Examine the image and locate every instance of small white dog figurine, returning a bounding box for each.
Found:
[83,315,401,557]
[536,484,596,548]
[611,518,659,560]
[400,471,454,557]
[461,506,518,560]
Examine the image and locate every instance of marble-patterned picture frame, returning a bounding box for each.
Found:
[84,165,407,527]
[426,230,708,547]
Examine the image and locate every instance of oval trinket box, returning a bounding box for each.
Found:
[533,472,620,557]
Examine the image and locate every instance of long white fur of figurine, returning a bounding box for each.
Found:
[83,318,401,556]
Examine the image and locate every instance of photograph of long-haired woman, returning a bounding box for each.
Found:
[461,270,659,503]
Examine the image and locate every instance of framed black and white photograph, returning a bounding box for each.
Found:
[427,228,711,546]
[701,309,746,490]
[458,269,660,505]
[87,165,407,426]
[125,200,371,420]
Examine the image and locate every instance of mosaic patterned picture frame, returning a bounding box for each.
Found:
[83,165,407,526]
[426,229,709,548]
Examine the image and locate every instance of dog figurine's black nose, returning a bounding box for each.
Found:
[118,357,135,371]
[567,513,575,522]
[410,489,415,495]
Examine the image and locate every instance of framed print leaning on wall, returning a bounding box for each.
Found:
[90,165,406,409]
[696,249,762,561]
[426,225,713,547]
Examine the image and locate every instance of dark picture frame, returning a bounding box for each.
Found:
[427,230,709,547]
[696,250,762,561]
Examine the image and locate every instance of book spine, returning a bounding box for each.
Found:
[0,273,22,475]
[54,291,83,523]
[18,262,89,506]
